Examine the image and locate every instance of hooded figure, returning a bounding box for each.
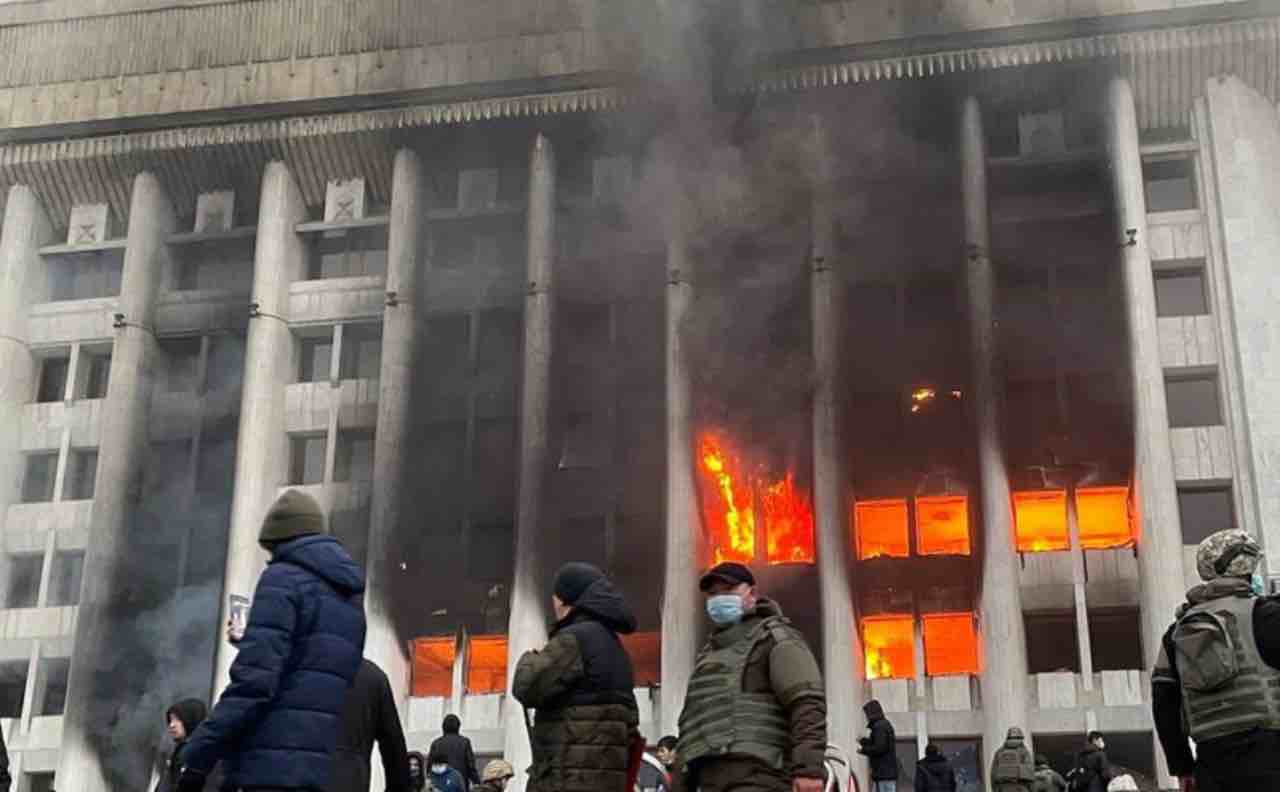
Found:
[990,728,1035,792]
[178,490,367,792]
[328,658,410,792]
[428,715,479,790]
[408,751,428,792]
[914,744,956,792]
[512,562,640,792]
[1031,754,1067,792]
[426,747,466,792]
[858,699,898,785]
[157,699,207,792]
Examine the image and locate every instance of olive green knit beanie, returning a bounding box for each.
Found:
[259,489,326,547]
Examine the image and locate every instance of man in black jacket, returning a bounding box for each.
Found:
[858,699,898,791]
[914,744,956,792]
[428,715,479,790]
[329,658,410,792]
[1073,733,1111,792]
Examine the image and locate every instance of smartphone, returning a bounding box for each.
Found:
[229,594,251,643]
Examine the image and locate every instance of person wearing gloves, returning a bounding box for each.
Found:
[176,489,367,792]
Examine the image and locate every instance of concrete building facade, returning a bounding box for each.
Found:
[0,1,1277,791]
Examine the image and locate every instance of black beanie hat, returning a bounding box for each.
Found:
[553,562,605,605]
[259,489,325,547]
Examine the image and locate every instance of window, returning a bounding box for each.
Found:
[855,499,909,560]
[1143,156,1198,212]
[1154,265,1209,317]
[0,660,27,717]
[1014,490,1069,553]
[35,356,69,403]
[21,453,58,503]
[339,324,382,380]
[916,495,971,556]
[410,636,455,697]
[81,351,111,399]
[48,552,83,607]
[1165,372,1221,427]
[1024,610,1081,673]
[333,429,374,483]
[37,657,70,715]
[1090,608,1144,671]
[465,634,508,694]
[863,615,915,680]
[160,337,202,393]
[174,238,254,292]
[1177,486,1234,544]
[1077,486,1134,549]
[6,555,42,608]
[922,613,979,676]
[26,773,55,792]
[297,335,333,383]
[307,227,388,279]
[289,435,326,485]
[63,450,97,501]
[45,250,123,301]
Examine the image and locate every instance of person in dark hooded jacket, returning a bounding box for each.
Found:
[914,744,956,792]
[428,715,479,790]
[328,658,409,792]
[512,562,640,792]
[157,698,207,792]
[407,751,427,792]
[178,489,367,792]
[859,699,898,789]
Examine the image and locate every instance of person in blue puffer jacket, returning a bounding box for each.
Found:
[177,489,367,792]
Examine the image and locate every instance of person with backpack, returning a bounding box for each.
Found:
[989,727,1035,792]
[1068,733,1111,792]
[1152,528,1280,790]
[858,699,898,791]
[913,744,956,792]
[1031,754,1067,792]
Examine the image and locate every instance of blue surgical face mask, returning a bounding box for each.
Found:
[706,594,744,626]
[1252,573,1266,597]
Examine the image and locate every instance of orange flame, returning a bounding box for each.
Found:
[863,615,915,680]
[763,472,815,565]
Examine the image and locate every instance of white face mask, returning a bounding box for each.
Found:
[430,764,448,774]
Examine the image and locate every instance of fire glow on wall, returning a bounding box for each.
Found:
[697,430,815,565]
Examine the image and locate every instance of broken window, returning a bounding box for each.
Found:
[333,429,374,483]
[922,613,979,677]
[855,499,909,560]
[339,324,382,380]
[63,450,97,501]
[35,356,69,403]
[48,552,83,607]
[1154,264,1209,317]
[1076,486,1133,549]
[37,657,70,715]
[1165,372,1222,428]
[1014,490,1069,553]
[1024,610,1081,673]
[289,435,326,486]
[174,238,254,293]
[1177,485,1234,544]
[410,636,456,698]
[465,635,508,695]
[21,452,58,504]
[763,473,815,565]
[0,661,27,717]
[297,333,334,383]
[863,615,915,680]
[1143,156,1197,212]
[6,555,42,609]
[916,495,971,556]
[80,350,111,399]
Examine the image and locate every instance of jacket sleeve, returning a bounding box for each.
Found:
[767,637,827,779]
[512,631,584,708]
[1151,626,1196,777]
[376,673,410,792]
[914,770,926,792]
[181,566,299,773]
[464,739,479,783]
[1255,597,1280,668]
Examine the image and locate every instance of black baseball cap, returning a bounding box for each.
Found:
[699,562,756,592]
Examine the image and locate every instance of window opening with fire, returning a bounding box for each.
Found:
[853,495,970,560]
[1013,486,1133,552]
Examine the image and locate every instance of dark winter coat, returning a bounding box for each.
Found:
[512,575,640,792]
[158,699,208,792]
[328,659,409,792]
[0,724,8,792]
[183,535,367,790]
[407,751,427,792]
[1074,746,1111,792]
[426,767,465,792]
[427,733,479,788]
[914,753,957,792]
[859,700,898,781]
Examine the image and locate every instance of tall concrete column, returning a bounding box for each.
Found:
[809,116,864,781]
[504,133,556,791]
[960,96,1031,764]
[366,148,428,704]
[660,201,701,737]
[0,186,52,519]
[1104,76,1185,668]
[213,162,309,687]
[59,171,175,792]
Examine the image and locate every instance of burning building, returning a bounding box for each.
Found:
[0,1,1277,791]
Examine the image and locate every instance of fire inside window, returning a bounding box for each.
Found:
[916,495,971,556]
[621,631,661,687]
[855,499,909,560]
[863,615,915,680]
[922,613,980,676]
[466,635,508,695]
[697,430,815,566]
[411,636,456,697]
[1076,486,1134,549]
[1014,490,1070,552]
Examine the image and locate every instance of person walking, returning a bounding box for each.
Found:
[471,760,514,792]
[1070,733,1111,792]
[859,699,898,791]
[176,489,367,792]
[427,716,479,790]
[989,728,1035,792]
[1031,754,1067,792]
[1153,528,1280,791]
[156,699,208,792]
[328,658,410,792]
[512,562,641,792]
[675,562,827,792]
[637,735,676,792]
[913,744,956,792]
[425,749,466,792]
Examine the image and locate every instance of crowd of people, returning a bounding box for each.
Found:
[27,487,1272,792]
